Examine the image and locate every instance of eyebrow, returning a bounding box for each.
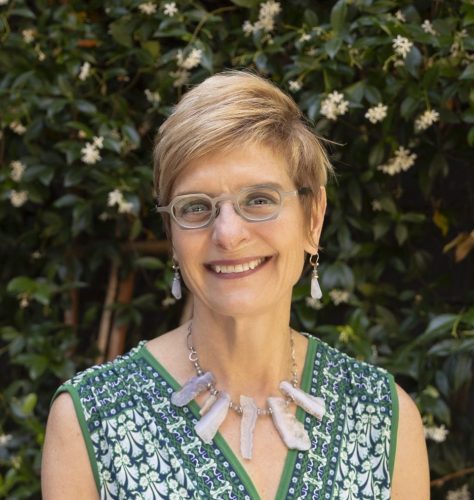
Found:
[173,182,286,197]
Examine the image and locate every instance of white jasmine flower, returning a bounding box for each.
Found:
[31,251,41,259]
[108,189,133,214]
[421,19,436,35]
[108,189,124,207]
[162,296,177,307]
[365,103,388,124]
[78,61,91,81]
[171,69,190,87]
[299,33,311,42]
[10,190,28,207]
[371,200,382,211]
[117,200,133,214]
[9,121,26,135]
[395,10,406,22]
[242,20,255,35]
[98,212,110,221]
[144,89,161,105]
[320,91,349,121]
[18,293,30,308]
[81,142,101,164]
[329,289,350,305]
[177,48,202,70]
[414,109,440,132]
[424,424,449,443]
[163,2,178,17]
[254,0,281,33]
[35,44,46,61]
[92,136,104,149]
[288,80,302,92]
[0,434,12,446]
[377,146,417,175]
[138,2,157,15]
[392,35,413,59]
[10,160,26,182]
[0,0,9,5]
[446,484,471,500]
[22,29,35,43]
[305,297,323,310]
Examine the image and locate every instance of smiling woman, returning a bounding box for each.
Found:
[41,71,429,500]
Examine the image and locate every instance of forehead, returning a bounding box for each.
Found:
[171,143,294,197]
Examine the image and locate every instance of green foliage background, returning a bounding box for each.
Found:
[1,0,473,498]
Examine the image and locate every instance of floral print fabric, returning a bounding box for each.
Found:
[54,335,396,499]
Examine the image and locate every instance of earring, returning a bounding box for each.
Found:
[171,261,182,300]
[309,253,322,299]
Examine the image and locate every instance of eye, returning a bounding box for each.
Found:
[244,191,279,206]
[182,202,210,213]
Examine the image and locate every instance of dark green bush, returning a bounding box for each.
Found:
[0,0,473,498]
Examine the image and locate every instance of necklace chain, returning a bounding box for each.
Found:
[186,324,298,416]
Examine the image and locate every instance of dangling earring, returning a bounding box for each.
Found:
[171,261,182,300]
[309,253,322,299]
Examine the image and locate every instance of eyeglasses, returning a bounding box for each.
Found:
[156,184,311,229]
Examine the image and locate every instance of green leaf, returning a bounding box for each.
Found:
[230,0,260,7]
[109,17,135,48]
[54,194,83,208]
[121,124,141,146]
[135,257,165,270]
[330,0,348,33]
[324,37,343,59]
[460,63,474,80]
[395,224,408,245]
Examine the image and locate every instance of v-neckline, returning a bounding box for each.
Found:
[140,336,317,500]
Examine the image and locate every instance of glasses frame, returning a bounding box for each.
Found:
[156,184,311,230]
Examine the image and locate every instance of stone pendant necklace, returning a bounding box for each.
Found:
[171,325,326,460]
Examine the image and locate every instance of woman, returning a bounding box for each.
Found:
[42,71,429,499]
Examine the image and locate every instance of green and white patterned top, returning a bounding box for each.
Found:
[54,334,398,499]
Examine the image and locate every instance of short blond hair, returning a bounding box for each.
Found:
[153,70,332,239]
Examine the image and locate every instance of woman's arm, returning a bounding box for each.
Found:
[41,392,99,500]
[391,384,430,499]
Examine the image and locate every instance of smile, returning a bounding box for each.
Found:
[206,257,270,276]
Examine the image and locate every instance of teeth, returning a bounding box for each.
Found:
[212,258,265,274]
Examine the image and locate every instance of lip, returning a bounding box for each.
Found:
[204,256,272,279]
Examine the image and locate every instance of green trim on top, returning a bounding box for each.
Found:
[52,385,101,492]
[387,372,399,481]
[274,336,316,500]
[140,334,317,500]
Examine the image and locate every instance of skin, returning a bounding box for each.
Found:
[42,143,430,499]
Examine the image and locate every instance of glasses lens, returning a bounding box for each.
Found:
[238,187,281,221]
[173,196,213,227]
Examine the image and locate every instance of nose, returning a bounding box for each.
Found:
[211,201,250,250]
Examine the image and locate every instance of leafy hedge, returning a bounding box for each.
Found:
[1,0,473,498]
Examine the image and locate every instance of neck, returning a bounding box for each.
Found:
[188,299,301,406]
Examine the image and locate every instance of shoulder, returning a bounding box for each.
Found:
[42,392,99,499]
[391,384,430,499]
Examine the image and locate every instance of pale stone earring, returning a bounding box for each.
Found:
[310,253,322,299]
[171,261,182,300]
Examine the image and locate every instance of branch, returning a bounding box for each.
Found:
[431,467,474,488]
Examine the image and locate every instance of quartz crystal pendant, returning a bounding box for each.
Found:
[240,396,258,460]
[279,381,325,420]
[199,393,217,416]
[171,271,182,300]
[171,372,214,407]
[195,392,230,444]
[310,270,322,299]
[267,397,311,451]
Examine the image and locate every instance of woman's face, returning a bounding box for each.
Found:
[170,142,317,317]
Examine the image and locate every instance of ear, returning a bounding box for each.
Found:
[304,186,327,253]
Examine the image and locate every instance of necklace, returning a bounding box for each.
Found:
[171,324,326,460]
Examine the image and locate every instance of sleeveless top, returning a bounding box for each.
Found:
[53,335,398,499]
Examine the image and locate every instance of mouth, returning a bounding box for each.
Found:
[205,256,271,277]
